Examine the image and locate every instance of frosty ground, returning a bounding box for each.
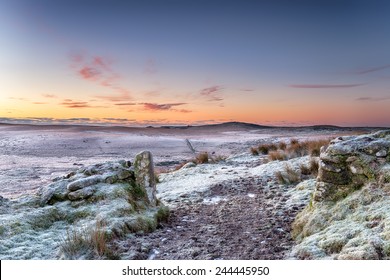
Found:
[0,123,378,259]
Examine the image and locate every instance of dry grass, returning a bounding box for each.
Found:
[299,157,320,177]
[306,139,330,156]
[278,141,287,150]
[268,150,287,161]
[309,157,319,176]
[196,152,209,164]
[300,164,311,176]
[285,165,301,183]
[258,143,277,154]
[276,164,301,185]
[250,147,259,155]
[60,220,115,259]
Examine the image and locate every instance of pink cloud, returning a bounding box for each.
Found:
[79,67,100,80]
[69,52,132,100]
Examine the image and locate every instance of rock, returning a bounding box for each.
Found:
[313,130,390,202]
[134,151,157,206]
[39,181,69,205]
[117,169,132,180]
[376,150,387,157]
[67,175,104,191]
[68,186,96,201]
[182,162,196,169]
[291,130,390,260]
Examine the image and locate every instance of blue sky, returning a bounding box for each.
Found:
[1,0,390,126]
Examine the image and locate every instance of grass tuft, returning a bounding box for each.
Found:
[195,152,209,164]
[250,147,259,155]
[60,220,115,259]
[268,150,287,161]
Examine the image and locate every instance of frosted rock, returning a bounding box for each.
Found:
[134,151,157,206]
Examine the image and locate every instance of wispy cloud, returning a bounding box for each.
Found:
[114,102,137,106]
[42,94,57,98]
[60,99,91,108]
[32,102,48,105]
[60,99,108,109]
[355,96,390,102]
[200,85,224,101]
[355,64,390,75]
[70,52,132,99]
[141,102,187,111]
[289,83,365,89]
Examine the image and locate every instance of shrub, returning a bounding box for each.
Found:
[307,139,330,156]
[287,142,308,157]
[300,164,311,176]
[275,171,286,184]
[60,220,115,259]
[290,138,299,145]
[285,165,301,184]
[250,147,259,155]
[275,165,301,185]
[196,152,209,164]
[268,150,287,161]
[278,141,287,150]
[258,144,270,154]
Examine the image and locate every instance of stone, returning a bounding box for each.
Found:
[117,169,132,180]
[39,181,69,206]
[376,150,387,157]
[182,162,196,169]
[134,151,157,206]
[67,175,103,191]
[68,186,96,201]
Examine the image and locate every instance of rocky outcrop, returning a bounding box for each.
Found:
[291,130,390,260]
[0,152,168,260]
[313,130,390,202]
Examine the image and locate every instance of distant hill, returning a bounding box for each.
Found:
[160,122,273,130]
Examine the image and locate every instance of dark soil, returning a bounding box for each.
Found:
[115,176,307,260]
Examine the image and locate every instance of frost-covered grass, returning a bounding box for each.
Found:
[290,181,390,259]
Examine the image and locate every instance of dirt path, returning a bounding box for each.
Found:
[115,175,307,260]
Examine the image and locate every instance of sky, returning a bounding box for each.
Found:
[1,0,390,127]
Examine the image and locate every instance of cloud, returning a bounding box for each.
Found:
[69,52,132,99]
[79,66,100,80]
[289,83,365,89]
[32,102,48,105]
[355,64,390,75]
[114,102,137,106]
[42,94,57,98]
[240,88,255,92]
[60,99,92,108]
[141,102,187,111]
[176,109,192,113]
[355,96,390,102]
[200,85,224,101]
